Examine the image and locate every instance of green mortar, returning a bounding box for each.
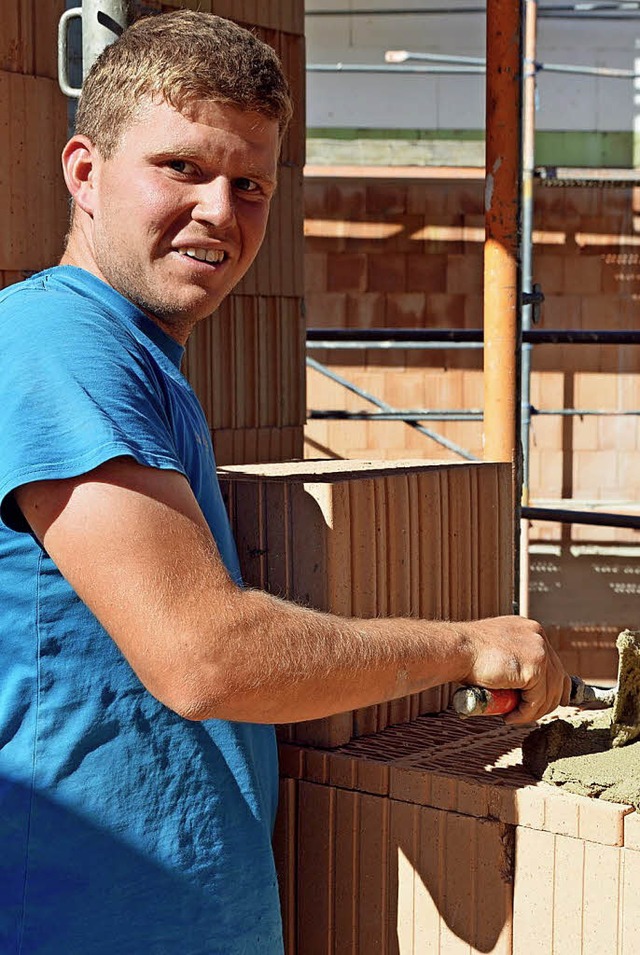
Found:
[523,631,640,810]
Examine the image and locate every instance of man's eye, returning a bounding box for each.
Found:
[233,177,259,193]
[167,160,194,175]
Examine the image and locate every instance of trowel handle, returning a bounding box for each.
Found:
[452,686,519,718]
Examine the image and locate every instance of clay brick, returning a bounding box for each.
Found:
[414,805,446,948]
[406,252,448,292]
[542,788,581,838]
[303,748,330,786]
[621,848,640,954]
[538,292,582,329]
[425,292,466,328]
[304,291,347,328]
[429,772,459,813]
[534,252,564,294]
[324,181,367,218]
[474,820,514,955]
[551,832,585,954]
[578,796,631,847]
[297,781,335,954]
[563,255,603,295]
[389,766,432,806]
[223,461,511,746]
[345,291,386,329]
[446,253,484,295]
[327,752,358,791]
[278,743,305,780]
[456,777,490,819]
[488,784,520,828]
[623,810,640,850]
[513,827,555,954]
[333,788,360,953]
[304,251,327,292]
[357,793,390,953]
[388,799,418,953]
[513,785,546,831]
[366,253,406,293]
[365,182,406,216]
[273,778,297,955]
[356,759,390,798]
[583,841,622,952]
[326,252,367,293]
[384,292,427,329]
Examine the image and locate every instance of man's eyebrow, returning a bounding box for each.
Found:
[149,145,206,161]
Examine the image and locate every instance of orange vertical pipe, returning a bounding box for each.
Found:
[483,0,523,468]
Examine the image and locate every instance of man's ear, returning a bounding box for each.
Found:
[61,136,101,216]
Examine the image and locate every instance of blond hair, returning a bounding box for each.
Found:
[75,10,293,157]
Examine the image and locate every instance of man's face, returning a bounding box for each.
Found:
[82,98,280,341]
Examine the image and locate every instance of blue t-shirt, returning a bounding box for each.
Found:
[0,267,282,954]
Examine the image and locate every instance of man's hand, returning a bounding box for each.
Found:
[455,615,572,724]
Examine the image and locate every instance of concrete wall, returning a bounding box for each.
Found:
[305,0,640,166]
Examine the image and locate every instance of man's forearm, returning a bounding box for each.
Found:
[178,585,474,723]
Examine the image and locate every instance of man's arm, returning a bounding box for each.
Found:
[15,456,570,724]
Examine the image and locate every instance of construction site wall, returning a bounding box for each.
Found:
[303,170,640,668]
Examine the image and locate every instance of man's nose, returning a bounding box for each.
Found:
[193,177,236,228]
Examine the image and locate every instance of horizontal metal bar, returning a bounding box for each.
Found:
[307,63,483,75]
[307,328,640,345]
[306,341,485,351]
[522,506,640,530]
[309,408,640,420]
[532,408,640,416]
[309,410,483,421]
[389,51,637,80]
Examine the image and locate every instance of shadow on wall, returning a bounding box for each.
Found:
[276,719,535,954]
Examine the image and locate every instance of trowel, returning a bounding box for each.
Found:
[452,630,640,748]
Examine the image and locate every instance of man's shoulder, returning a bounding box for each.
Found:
[0,268,139,354]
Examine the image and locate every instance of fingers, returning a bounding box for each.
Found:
[503,638,570,725]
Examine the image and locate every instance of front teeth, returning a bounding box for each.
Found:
[180,247,225,263]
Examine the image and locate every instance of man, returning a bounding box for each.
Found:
[0,10,570,953]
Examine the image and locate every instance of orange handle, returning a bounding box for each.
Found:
[452,686,520,718]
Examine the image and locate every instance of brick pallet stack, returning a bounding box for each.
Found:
[219,459,513,747]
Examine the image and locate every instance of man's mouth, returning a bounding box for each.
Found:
[177,247,226,264]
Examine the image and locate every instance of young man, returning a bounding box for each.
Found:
[0,10,570,953]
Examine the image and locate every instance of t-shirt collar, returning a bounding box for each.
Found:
[51,266,186,369]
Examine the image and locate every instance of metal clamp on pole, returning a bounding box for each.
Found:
[58,0,128,98]
[521,283,544,324]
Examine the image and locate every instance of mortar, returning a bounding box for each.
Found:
[522,630,640,810]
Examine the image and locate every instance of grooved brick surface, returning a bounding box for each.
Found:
[219,460,512,747]
[274,710,640,954]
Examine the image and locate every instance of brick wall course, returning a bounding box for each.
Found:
[275,710,640,954]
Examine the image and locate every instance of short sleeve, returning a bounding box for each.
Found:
[0,287,185,530]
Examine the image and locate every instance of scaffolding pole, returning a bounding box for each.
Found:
[484,0,524,607]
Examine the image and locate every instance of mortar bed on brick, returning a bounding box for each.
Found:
[279,709,637,848]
